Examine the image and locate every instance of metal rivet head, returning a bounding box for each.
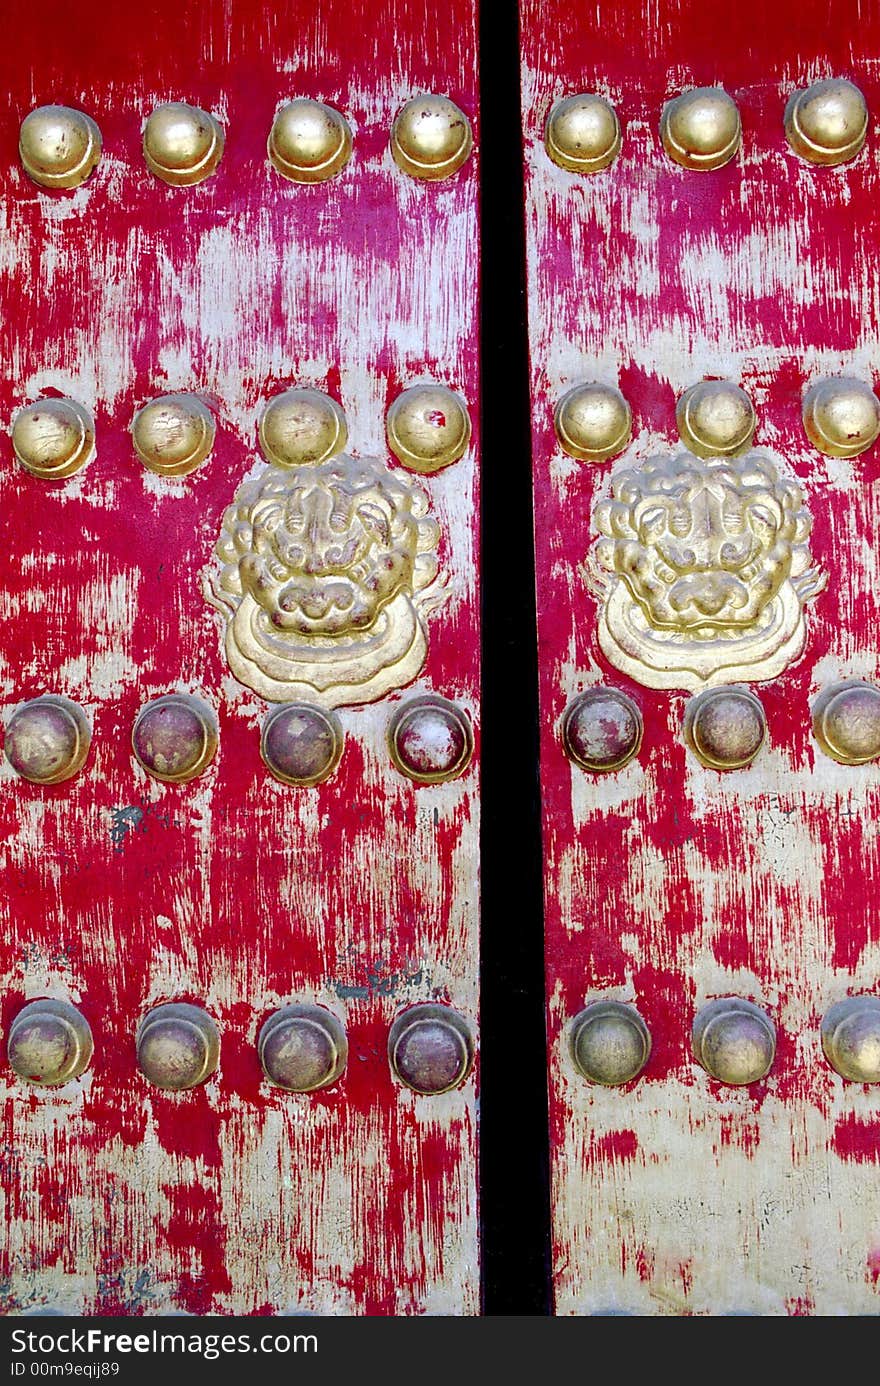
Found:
[570,1000,651,1086]
[676,381,756,458]
[802,377,880,458]
[19,105,102,189]
[260,703,344,786]
[386,384,471,473]
[660,87,741,171]
[4,697,91,785]
[7,1000,93,1087]
[692,998,776,1086]
[143,103,224,186]
[684,686,767,770]
[554,383,632,463]
[132,695,219,783]
[131,394,215,476]
[12,398,95,480]
[812,680,880,765]
[258,388,348,468]
[258,1005,347,1092]
[544,93,621,174]
[821,996,880,1083]
[388,695,474,784]
[268,99,352,183]
[784,78,868,166]
[389,1004,474,1094]
[562,688,643,773]
[391,95,473,181]
[136,1003,219,1091]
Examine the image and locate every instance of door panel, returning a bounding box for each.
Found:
[0,0,480,1315]
[521,0,880,1314]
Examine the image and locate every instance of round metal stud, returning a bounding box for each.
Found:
[385,384,471,473]
[562,687,643,773]
[811,680,880,765]
[12,398,95,480]
[136,1003,219,1091]
[132,695,219,783]
[692,998,776,1086]
[19,105,102,190]
[258,1005,347,1092]
[4,697,91,785]
[801,377,880,458]
[554,383,632,463]
[131,394,216,476]
[676,381,756,458]
[544,93,621,174]
[390,95,473,181]
[258,388,348,468]
[821,996,880,1083]
[388,695,474,784]
[660,87,741,171]
[570,1000,651,1086]
[684,686,767,771]
[784,78,868,166]
[7,999,93,1087]
[388,1004,474,1094]
[143,103,224,186]
[268,99,352,183]
[261,703,344,787]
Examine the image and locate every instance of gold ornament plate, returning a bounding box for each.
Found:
[205,452,443,706]
[589,450,826,690]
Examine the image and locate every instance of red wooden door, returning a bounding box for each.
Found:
[521,0,880,1314]
[0,0,480,1316]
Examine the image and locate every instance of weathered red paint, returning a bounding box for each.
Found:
[0,0,480,1315]
[522,0,880,1314]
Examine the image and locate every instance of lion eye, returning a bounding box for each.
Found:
[637,505,668,541]
[357,504,391,543]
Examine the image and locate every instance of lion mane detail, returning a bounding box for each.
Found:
[588,451,826,690]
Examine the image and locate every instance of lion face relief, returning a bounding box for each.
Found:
[590,451,826,690]
[205,454,442,706]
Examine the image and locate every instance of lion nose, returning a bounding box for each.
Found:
[670,572,741,616]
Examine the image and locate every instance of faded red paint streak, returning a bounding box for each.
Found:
[831,1113,880,1164]
[589,1129,639,1164]
[0,0,479,1316]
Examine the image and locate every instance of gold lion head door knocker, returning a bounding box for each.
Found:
[205,453,443,706]
[589,451,826,689]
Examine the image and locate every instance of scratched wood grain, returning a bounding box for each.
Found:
[521,0,880,1315]
[0,0,480,1315]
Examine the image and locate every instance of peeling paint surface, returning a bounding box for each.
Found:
[0,1,480,1315]
[522,0,880,1315]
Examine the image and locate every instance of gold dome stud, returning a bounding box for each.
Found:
[131,394,216,476]
[136,1002,219,1091]
[684,686,767,770]
[4,696,91,785]
[544,93,621,174]
[811,680,880,765]
[143,102,224,186]
[385,383,471,473]
[390,95,473,181]
[569,1000,651,1086]
[692,998,776,1086]
[260,703,344,787]
[388,1004,475,1094]
[7,999,93,1087]
[784,78,868,166]
[677,381,756,458]
[388,696,475,784]
[554,382,632,463]
[19,105,102,190]
[258,1005,348,1092]
[821,996,880,1083]
[562,688,643,773]
[802,377,880,458]
[660,87,741,171]
[258,387,348,467]
[12,398,95,480]
[268,99,352,183]
[132,695,219,783]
